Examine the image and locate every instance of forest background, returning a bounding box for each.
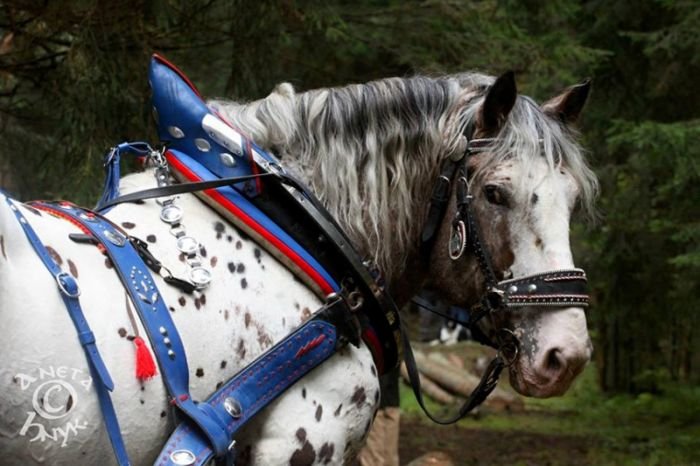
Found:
[0,1,698,463]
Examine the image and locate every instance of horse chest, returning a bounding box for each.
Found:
[0,186,379,465]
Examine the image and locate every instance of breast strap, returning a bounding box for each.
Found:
[3,195,131,466]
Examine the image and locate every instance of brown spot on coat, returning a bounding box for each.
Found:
[195,368,204,377]
[318,442,334,464]
[146,234,157,243]
[236,263,245,273]
[46,246,62,266]
[244,312,251,328]
[253,248,262,263]
[67,259,79,278]
[224,309,230,320]
[210,256,218,267]
[178,296,186,307]
[121,222,136,229]
[104,257,113,269]
[296,427,306,443]
[194,297,202,310]
[118,328,127,338]
[236,339,247,360]
[220,360,227,369]
[351,387,366,407]
[302,388,307,399]
[290,441,316,466]
[199,245,207,257]
[235,240,242,250]
[301,307,312,322]
[227,262,236,273]
[334,404,342,417]
[240,278,248,289]
[315,404,323,422]
[0,235,5,259]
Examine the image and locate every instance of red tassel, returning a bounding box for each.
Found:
[133,336,157,381]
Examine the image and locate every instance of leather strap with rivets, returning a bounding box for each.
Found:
[31,201,233,459]
[3,194,130,466]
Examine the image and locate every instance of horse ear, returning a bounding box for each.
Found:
[543,79,591,124]
[479,71,517,133]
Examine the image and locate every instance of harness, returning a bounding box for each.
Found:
[5,54,591,465]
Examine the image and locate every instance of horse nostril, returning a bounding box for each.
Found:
[545,348,563,373]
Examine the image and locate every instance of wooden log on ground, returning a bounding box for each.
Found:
[415,350,524,412]
[405,451,454,466]
[400,362,455,405]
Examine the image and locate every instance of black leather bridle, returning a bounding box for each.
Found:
[403,127,590,423]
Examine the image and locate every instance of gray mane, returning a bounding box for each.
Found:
[210,73,597,276]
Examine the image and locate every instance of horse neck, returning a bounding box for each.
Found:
[212,78,463,290]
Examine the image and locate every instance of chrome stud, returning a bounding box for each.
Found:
[220,152,236,167]
[527,284,538,294]
[194,138,211,152]
[160,204,183,224]
[189,266,212,288]
[168,349,176,359]
[104,230,126,247]
[176,236,199,255]
[507,285,518,294]
[170,449,196,465]
[223,397,242,419]
[168,126,185,139]
[159,326,167,335]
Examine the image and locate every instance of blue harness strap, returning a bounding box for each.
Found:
[156,301,350,466]
[32,201,234,458]
[3,195,131,466]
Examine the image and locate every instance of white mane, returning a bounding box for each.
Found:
[210,73,598,276]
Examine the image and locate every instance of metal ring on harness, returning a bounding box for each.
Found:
[496,328,519,367]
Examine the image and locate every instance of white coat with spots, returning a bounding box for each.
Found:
[0,171,379,465]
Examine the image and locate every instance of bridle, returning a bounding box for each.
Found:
[403,124,590,423]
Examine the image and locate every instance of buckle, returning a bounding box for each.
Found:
[55,271,80,298]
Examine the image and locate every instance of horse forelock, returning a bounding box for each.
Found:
[209,72,598,278]
[462,93,599,220]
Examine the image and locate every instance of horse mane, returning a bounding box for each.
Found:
[210,73,598,276]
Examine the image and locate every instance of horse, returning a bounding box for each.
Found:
[0,64,597,465]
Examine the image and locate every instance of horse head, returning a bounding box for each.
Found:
[213,69,598,399]
[424,72,597,397]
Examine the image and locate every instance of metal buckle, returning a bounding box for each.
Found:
[55,272,80,298]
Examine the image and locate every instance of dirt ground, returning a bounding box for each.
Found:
[399,415,592,466]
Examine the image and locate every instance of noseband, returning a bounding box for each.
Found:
[404,129,590,423]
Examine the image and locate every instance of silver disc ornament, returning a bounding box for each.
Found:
[449,220,467,260]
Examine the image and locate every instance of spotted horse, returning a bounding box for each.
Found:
[0,55,597,465]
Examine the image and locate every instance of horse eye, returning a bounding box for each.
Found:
[484,185,506,206]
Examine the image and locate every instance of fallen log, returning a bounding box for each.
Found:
[415,350,524,412]
[400,362,455,405]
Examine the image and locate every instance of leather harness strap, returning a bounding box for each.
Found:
[32,201,234,458]
[3,195,131,466]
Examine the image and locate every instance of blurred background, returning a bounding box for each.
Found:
[0,1,698,464]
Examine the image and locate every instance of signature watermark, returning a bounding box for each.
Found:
[14,365,92,447]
